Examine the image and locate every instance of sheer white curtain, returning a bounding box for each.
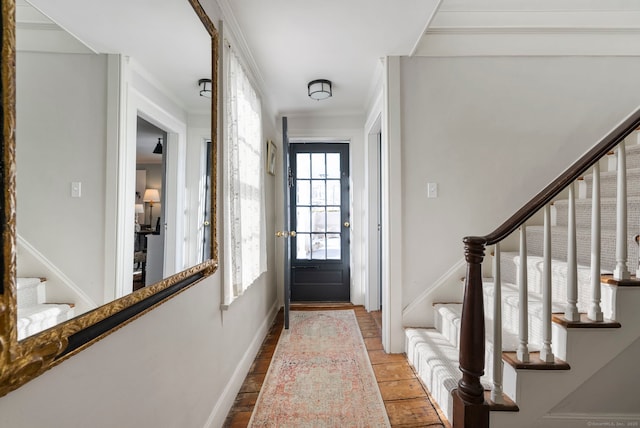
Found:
[223,45,267,306]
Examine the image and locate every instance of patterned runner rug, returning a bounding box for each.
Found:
[248,310,391,427]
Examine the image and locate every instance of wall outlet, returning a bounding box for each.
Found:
[427,182,438,198]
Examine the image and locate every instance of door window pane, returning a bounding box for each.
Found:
[296,233,311,259]
[327,233,341,259]
[311,207,326,232]
[311,180,325,205]
[326,208,341,233]
[297,207,311,232]
[311,233,326,259]
[311,153,326,178]
[326,153,340,178]
[326,180,340,205]
[297,153,310,179]
[296,180,310,205]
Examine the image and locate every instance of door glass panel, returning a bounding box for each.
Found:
[326,180,340,205]
[296,180,310,205]
[326,153,340,178]
[296,233,311,259]
[311,207,326,232]
[327,208,341,233]
[327,233,341,259]
[311,153,326,178]
[311,180,325,205]
[311,233,326,259]
[297,153,310,179]
[297,207,311,232]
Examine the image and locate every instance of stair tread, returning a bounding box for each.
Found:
[17,303,73,317]
[406,328,492,390]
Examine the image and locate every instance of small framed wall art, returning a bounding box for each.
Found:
[267,140,277,175]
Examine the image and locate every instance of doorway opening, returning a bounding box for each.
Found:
[134,116,167,290]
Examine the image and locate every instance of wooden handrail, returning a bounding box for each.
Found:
[479,108,640,246]
[453,107,640,428]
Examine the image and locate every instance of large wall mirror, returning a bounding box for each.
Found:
[0,0,218,396]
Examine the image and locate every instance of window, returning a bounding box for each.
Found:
[222,45,266,306]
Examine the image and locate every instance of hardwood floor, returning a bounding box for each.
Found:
[223,305,450,427]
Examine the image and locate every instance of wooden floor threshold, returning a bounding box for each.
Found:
[290,302,356,311]
[502,351,570,370]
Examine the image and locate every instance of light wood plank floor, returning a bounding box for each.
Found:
[223,304,450,427]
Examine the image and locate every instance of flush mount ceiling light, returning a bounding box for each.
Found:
[199,78,212,98]
[153,137,163,154]
[308,79,332,101]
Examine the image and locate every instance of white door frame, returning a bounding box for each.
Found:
[109,58,188,299]
[365,115,382,312]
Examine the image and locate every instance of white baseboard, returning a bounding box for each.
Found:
[538,413,640,428]
[202,300,279,428]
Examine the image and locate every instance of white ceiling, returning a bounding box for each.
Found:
[219,0,441,117]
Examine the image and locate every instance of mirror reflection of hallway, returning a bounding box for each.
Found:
[134,116,167,290]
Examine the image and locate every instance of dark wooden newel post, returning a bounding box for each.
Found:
[453,236,489,428]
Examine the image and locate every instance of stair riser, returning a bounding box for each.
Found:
[17,278,45,307]
[578,170,640,199]
[611,145,640,171]
[500,254,616,316]
[552,199,640,231]
[523,227,638,273]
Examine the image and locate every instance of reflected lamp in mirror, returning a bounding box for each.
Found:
[143,188,160,226]
[199,78,212,98]
[153,137,163,154]
[134,203,144,226]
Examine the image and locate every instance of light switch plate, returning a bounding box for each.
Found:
[427,182,438,198]
[71,181,82,198]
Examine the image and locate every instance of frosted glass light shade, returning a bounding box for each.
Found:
[308,79,332,100]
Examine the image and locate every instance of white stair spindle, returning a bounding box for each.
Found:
[540,205,555,362]
[517,225,530,362]
[491,243,504,404]
[565,183,580,321]
[614,145,630,280]
[589,163,604,321]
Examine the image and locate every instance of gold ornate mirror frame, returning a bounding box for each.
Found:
[0,0,218,397]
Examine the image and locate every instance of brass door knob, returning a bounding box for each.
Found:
[275,231,284,237]
[344,221,350,228]
[290,231,297,237]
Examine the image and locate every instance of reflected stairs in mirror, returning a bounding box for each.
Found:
[17,277,75,340]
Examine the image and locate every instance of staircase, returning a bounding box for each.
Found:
[17,277,75,340]
[405,115,640,427]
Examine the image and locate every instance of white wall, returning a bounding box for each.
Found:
[399,56,640,313]
[16,51,109,305]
